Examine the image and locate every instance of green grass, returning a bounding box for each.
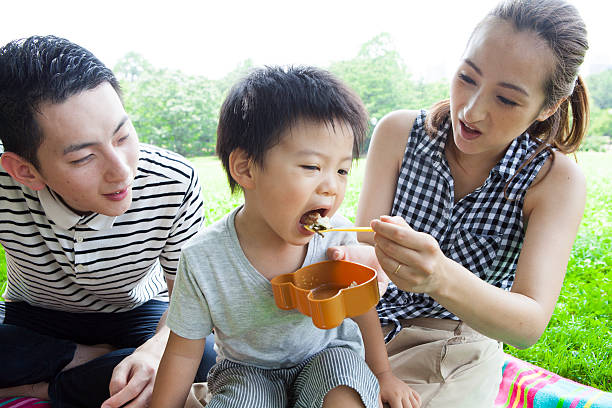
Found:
[1,152,610,390]
[505,152,612,390]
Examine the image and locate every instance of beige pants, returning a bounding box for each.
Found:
[384,318,504,408]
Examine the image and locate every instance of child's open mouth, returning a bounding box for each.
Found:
[300,209,325,226]
[300,209,331,236]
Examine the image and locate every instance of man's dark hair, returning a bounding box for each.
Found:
[0,35,121,169]
[216,65,369,193]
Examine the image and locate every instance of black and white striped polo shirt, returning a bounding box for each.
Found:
[378,110,551,341]
[0,144,203,313]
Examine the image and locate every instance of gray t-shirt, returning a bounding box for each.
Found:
[167,206,364,369]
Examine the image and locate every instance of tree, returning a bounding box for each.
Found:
[111,36,456,157]
[588,107,612,137]
[215,58,255,98]
[586,68,612,109]
[330,33,416,125]
[413,79,450,110]
[329,33,451,150]
[114,54,221,156]
[113,52,155,84]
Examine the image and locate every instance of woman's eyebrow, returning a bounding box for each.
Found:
[499,81,529,96]
[465,58,529,96]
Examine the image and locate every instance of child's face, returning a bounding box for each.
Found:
[32,82,139,216]
[246,119,354,246]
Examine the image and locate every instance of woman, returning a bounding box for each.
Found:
[354,0,589,406]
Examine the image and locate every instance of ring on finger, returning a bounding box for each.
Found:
[392,263,402,275]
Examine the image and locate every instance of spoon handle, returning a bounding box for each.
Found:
[326,227,373,232]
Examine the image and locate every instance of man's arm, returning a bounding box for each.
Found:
[101,279,176,408]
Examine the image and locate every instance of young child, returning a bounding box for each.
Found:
[151,66,420,408]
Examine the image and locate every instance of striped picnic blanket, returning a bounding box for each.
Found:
[1,354,610,407]
[0,398,50,407]
[495,354,612,408]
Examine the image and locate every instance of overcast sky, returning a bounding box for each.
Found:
[1,0,610,82]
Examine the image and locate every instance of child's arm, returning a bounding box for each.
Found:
[352,309,421,408]
[150,331,206,408]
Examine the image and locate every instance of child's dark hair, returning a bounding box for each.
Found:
[216,65,368,193]
[0,35,121,169]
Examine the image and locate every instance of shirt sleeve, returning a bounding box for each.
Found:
[166,251,213,339]
[160,163,204,280]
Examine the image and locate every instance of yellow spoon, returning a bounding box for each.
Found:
[304,225,373,234]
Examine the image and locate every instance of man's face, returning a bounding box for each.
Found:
[33,82,139,216]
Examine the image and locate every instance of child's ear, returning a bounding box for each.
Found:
[228,149,256,190]
[0,152,47,191]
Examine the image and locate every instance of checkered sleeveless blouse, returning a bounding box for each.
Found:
[378,110,552,341]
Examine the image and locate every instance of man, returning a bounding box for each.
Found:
[0,35,214,408]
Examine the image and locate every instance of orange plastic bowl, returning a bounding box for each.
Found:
[270,260,379,329]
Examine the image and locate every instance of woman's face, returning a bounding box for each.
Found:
[449,20,557,159]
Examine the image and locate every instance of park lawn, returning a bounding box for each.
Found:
[0,152,609,390]
[506,152,611,390]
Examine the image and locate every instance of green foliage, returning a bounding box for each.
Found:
[588,107,612,136]
[328,33,448,150]
[584,71,612,144]
[114,52,155,83]
[582,108,612,151]
[580,135,611,152]
[213,58,255,99]
[190,156,243,224]
[113,34,452,158]
[412,79,450,111]
[0,255,5,301]
[586,68,612,109]
[111,35,612,159]
[329,33,416,123]
[116,58,222,156]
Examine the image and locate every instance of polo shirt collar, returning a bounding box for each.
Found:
[38,187,117,230]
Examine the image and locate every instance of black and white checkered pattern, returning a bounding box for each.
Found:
[378,110,551,342]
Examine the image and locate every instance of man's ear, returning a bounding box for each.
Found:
[0,152,46,191]
[536,97,567,122]
[228,149,256,190]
